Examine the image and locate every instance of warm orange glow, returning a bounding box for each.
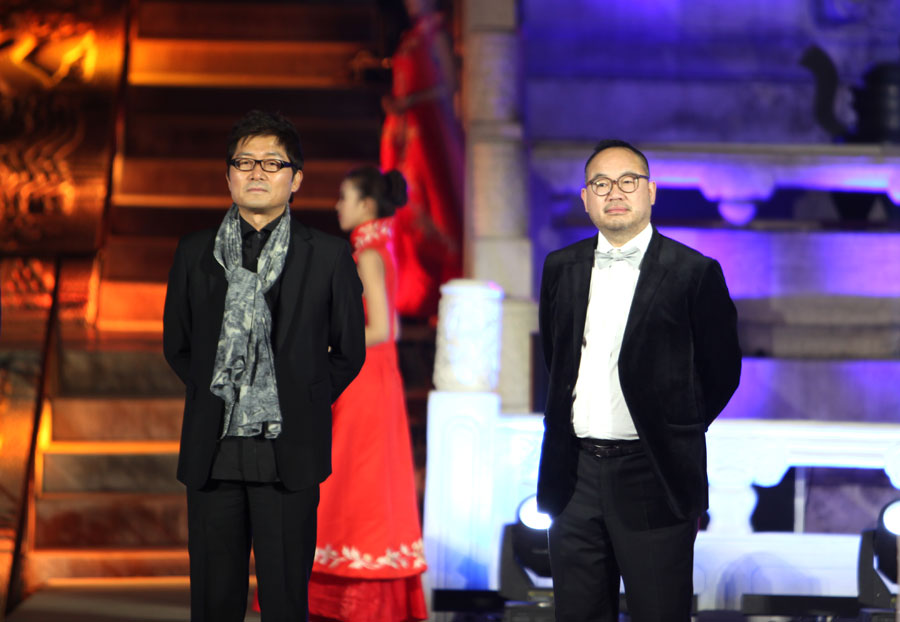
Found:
[84,256,101,326]
[129,39,361,88]
[33,401,54,496]
[47,575,191,588]
[44,573,258,589]
[0,7,124,255]
[0,14,101,93]
[44,440,179,455]
[37,402,53,451]
[95,281,166,333]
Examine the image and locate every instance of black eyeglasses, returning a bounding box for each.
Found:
[586,173,649,197]
[230,158,295,173]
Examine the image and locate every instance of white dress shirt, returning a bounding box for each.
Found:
[571,223,653,440]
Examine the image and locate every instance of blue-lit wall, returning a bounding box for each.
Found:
[522,0,900,143]
[521,0,900,538]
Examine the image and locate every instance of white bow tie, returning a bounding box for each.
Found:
[594,247,643,270]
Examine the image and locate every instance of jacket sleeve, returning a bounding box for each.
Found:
[162,238,192,385]
[327,242,366,402]
[691,259,742,427]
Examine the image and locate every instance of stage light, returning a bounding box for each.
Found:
[880,500,900,536]
[858,499,900,611]
[872,499,900,584]
[517,494,552,531]
[499,494,553,604]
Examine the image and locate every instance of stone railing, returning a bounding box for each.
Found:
[706,419,900,534]
[423,403,900,610]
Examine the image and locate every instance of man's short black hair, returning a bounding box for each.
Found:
[226,110,304,170]
[584,139,649,181]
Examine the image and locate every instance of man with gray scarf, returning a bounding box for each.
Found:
[163,110,366,621]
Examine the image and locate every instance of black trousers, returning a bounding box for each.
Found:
[186,479,319,622]
[548,447,697,622]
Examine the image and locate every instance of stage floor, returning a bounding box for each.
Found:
[5,578,259,622]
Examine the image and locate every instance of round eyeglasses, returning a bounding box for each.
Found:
[586,173,649,197]
[230,158,295,173]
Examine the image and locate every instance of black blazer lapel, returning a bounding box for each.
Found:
[622,228,668,346]
[569,237,596,369]
[200,235,228,311]
[275,219,313,352]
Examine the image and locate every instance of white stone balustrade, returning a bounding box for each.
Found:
[706,419,900,534]
[423,405,900,611]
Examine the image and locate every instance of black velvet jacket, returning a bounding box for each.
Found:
[537,227,741,519]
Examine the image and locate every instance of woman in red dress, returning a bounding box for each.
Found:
[381,0,463,319]
[308,166,427,621]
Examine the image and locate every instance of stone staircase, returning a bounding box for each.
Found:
[24,0,390,591]
[27,340,187,586]
[98,0,385,333]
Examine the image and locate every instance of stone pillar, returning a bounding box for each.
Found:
[462,0,537,411]
[433,279,504,392]
[498,298,538,412]
[425,279,503,609]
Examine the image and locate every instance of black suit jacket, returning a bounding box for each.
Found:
[163,216,366,491]
[537,227,741,520]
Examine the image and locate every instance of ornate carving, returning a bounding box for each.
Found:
[0,257,55,311]
[0,2,124,253]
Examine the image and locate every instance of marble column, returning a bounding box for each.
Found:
[462,0,537,411]
[425,279,504,610]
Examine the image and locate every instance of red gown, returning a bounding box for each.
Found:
[381,12,463,319]
[308,218,428,621]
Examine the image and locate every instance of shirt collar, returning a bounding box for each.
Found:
[596,222,652,255]
[240,214,279,238]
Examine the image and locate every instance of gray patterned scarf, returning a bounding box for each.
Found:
[210,204,290,439]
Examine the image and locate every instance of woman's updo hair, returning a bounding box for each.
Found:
[345,166,408,218]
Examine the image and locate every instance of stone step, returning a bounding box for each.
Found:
[33,493,187,549]
[136,1,377,43]
[99,211,343,286]
[722,358,900,423]
[124,113,381,162]
[129,39,368,89]
[95,281,167,333]
[25,549,190,589]
[396,320,437,391]
[58,328,164,352]
[122,86,382,161]
[737,296,900,325]
[736,296,900,358]
[59,346,180,397]
[739,323,900,359]
[100,237,177,284]
[113,157,353,208]
[125,110,381,162]
[40,443,181,494]
[103,209,343,284]
[49,397,182,442]
[126,85,383,121]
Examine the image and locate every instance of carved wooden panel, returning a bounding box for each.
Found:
[0,0,126,254]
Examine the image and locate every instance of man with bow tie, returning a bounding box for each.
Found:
[537,139,742,622]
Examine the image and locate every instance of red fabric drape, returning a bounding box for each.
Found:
[380,13,463,319]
